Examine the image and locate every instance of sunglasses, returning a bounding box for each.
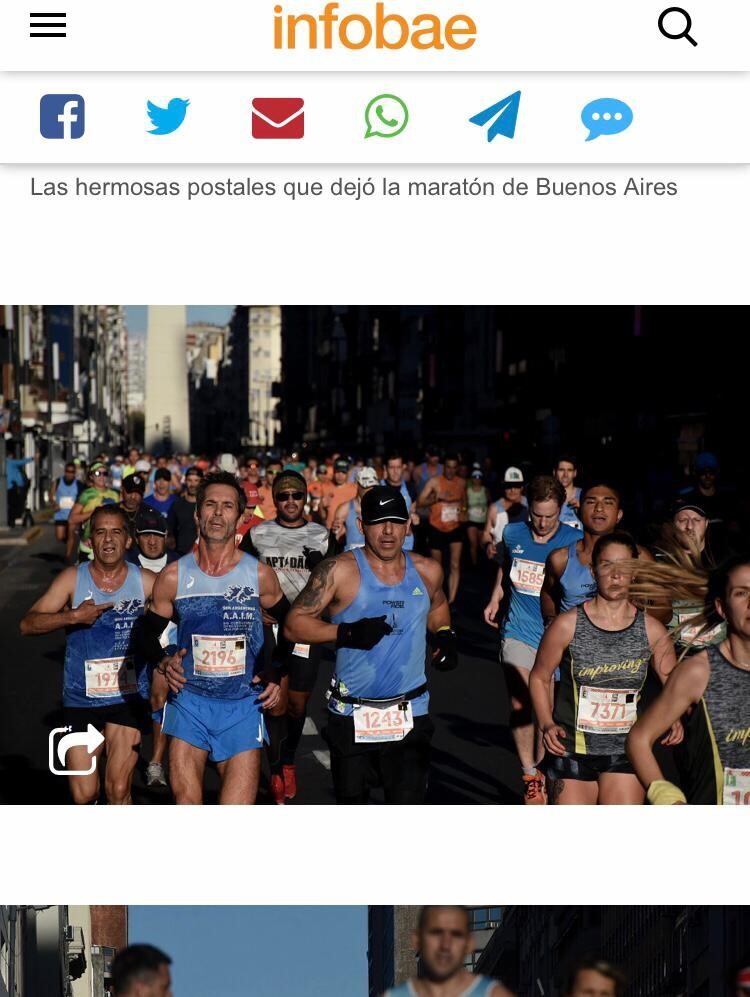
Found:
[92,471,108,478]
[276,491,305,501]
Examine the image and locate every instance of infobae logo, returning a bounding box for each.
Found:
[273,2,477,50]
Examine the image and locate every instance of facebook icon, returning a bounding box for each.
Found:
[40,94,85,139]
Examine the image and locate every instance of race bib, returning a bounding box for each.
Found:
[292,643,311,659]
[723,767,750,806]
[353,701,414,743]
[510,558,545,597]
[576,686,638,735]
[59,496,75,510]
[440,504,459,523]
[85,656,137,699]
[192,634,246,677]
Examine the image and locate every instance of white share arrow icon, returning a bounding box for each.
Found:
[48,724,106,776]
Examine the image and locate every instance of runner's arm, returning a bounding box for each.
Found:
[331,502,348,540]
[540,547,565,624]
[49,477,58,503]
[66,500,87,530]
[416,477,438,509]
[284,557,340,644]
[19,567,95,635]
[483,561,504,628]
[529,612,576,755]
[626,654,707,799]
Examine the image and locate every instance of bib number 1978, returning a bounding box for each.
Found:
[353,702,414,743]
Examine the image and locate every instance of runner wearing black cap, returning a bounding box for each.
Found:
[285,485,456,804]
[144,468,177,518]
[240,469,336,803]
[167,466,203,556]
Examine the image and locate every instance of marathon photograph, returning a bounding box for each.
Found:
[1,304,749,806]
[2,904,749,997]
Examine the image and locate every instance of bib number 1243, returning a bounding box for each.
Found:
[353,702,414,743]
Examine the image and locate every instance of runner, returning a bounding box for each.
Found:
[626,553,750,805]
[285,485,457,804]
[483,476,581,803]
[737,967,750,996]
[332,466,380,551]
[50,461,83,544]
[383,907,513,997]
[530,532,681,805]
[324,457,356,528]
[381,452,418,552]
[241,468,337,803]
[144,468,177,518]
[142,472,284,804]
[417,454,468,605]
[540,482,655,623]
[66,461,121,563]
[19,505,153,804]
[482,467,528,559]
[412,446,443,553]
[554,455,582,530]
[118,473,146,542]
[258,459,282,521]
[466,469,490,566]
[126,506,179,789]
[564,960,626,997]
[111,944,173,997]
[166,465,203,556]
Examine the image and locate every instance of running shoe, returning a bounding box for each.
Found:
[282,764,297,800]
[522,770,546,805]
[270,774,286,805]
[146,762,168,788]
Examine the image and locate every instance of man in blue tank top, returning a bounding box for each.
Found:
[381,452,418,553]
[50,461,83,544]
[332,466,380,551]
[382,907,513,997]
[541,483,655,623]
[143,472,286,804]
[483,476,580,803]
[20,505,155,804]
[285,485,458,804]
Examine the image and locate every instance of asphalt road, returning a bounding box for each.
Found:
[0,524,524,805]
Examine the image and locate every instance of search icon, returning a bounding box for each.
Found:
[658,7,698,46]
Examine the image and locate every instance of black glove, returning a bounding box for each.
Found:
[303,546,325,571]
[430,628,458,671]
[336,616,393,650]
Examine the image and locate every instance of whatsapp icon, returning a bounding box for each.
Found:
[365,94,409,139]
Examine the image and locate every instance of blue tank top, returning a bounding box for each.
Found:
[55,478,80,521]
[344,501,364,551]
[502,521,581,647]
[174,551,264,700]
[330,547,430,716]
[64,562,147,707]
[380,479,415,551]
[387,977,497,997]
[560,541,598,612]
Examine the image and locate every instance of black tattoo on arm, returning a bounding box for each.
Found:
[293,558,337,612]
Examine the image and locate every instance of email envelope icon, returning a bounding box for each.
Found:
[252,98,305,139]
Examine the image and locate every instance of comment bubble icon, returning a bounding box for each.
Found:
[581,98,633,142]
[365,94,409,139]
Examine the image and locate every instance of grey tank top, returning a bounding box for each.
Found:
[556,604,651,756]
[703,645,750,775]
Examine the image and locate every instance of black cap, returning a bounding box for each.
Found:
[122,473,145,494]
[135,506,168,536]
[185,465,204,478]
[672,498,708,520]
[334,458,350,472]
[360,485,409,525]
[154,468,172,483]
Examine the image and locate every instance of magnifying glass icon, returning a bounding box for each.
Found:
[658,7,698,46]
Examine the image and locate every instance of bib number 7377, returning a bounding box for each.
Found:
[353,702,414,743]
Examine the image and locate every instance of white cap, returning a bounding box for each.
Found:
[134,460,151,472]
[218,453,239,474]
[356,467,379,488]
[504,466,524,485]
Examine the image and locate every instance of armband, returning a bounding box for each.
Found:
[646,780,687,806]
[139,609,172,664]
[266,594,291,624]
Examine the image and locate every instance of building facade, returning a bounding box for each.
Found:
[144,305,190,454]
[0,905,127,997]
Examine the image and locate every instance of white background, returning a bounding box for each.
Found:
[2,0,750,911]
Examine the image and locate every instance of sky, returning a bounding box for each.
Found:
[128,906,368,997]
[124,306,234,336]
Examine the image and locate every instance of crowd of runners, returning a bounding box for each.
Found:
[15,444,750,805]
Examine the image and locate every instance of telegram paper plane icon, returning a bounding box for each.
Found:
[469,91,522,142]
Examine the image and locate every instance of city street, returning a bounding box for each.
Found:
[0,524,522,805]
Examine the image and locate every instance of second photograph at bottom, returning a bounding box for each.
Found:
[1,905,749,997]
[1,305,748,806]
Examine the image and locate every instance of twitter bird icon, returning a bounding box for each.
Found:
[147,98,190,135]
